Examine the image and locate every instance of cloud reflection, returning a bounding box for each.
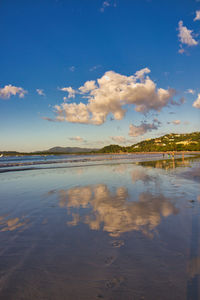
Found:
[188,257,200,278]
[54,184,178,237]
[0,216,28,232]
[132,168,156,183]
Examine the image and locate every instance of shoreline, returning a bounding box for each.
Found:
[0,152,199,174]
[1,150,200,157]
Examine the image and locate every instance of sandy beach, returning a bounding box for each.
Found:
[0,154,199,299]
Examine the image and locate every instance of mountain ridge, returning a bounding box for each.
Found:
[45,146,99,153]
[1,132,200,155]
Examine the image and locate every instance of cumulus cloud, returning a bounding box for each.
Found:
[134,67,151,80]
[69,136,84,142]
[129,119,161,137]
[0,84,27,99]
[194,10,200,21]
[171,120,181,125]
[36,89,45,96]
[59,86,76,98]
[186,89,195,95]
[52,69,175,125]
[170,97,185,106]
[178,47,185,54]
[193,93,200,108]
[79,80,97,93]
[178,20,198,47]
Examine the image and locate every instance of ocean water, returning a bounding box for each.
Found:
[0,155,199,299]
[0,153,195,173]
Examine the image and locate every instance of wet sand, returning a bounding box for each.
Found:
[0,156,199,299]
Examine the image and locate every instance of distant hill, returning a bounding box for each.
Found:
[98,132,200,153]
[45,146,99,153]
[1,132,200,155]
[0,147,99,156]
[98,144,126,153]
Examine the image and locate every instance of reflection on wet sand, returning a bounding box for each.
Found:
[0,215,28,232]
[182,167,200,183]
[132,168,156,183]
[188,257,200,278]
[187,202,200,300]
[1,157,200,300]
[52,184,178,237]
[111,164,128,174]
[139,157,191,170]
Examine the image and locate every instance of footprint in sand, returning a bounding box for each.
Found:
[105,276,125,289]
[111,240,124,248]
[104,255,116,266]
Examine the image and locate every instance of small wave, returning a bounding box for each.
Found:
[0,153,196,173]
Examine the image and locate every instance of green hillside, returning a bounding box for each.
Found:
[1,132,200,156]
[99,132,200,153]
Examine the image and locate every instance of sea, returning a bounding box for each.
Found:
[0,152,194,172]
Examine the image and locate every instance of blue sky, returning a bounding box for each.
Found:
[0,0,200,151]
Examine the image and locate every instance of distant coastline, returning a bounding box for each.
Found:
[1,131,200,156]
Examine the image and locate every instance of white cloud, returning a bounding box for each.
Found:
[186,89,195,95]
[134,67,151,80]
[100,1,111,12]
[59,86,76,98]
[129,119,160,137]
[178,20,198,46]
[193,93,200,108]
[194,10,200,21]
[178,47,185,54]
[54,102,90,123]
[69,66,75,72]
[36,89,45,96]
[172,120,181,125]
[100,0,117,12]
[170,97,185,106]
[0,84,27,99]
[79,80,97,93]
[132,168,155,184]
[89,65,101,72]
[69,136,84,142]
[52,69,175,125]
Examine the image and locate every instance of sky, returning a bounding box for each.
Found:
[0,0,200,152]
